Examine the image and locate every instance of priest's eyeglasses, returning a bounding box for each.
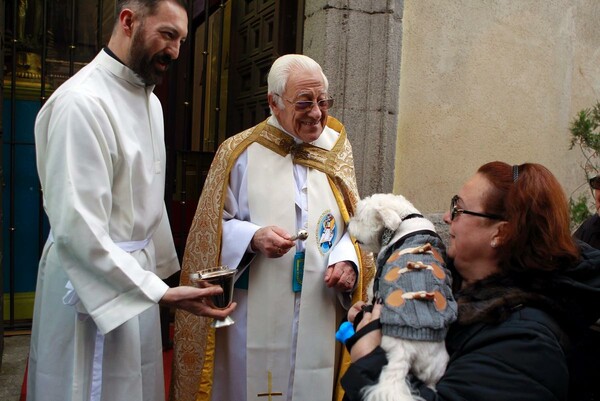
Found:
[450,195,504,221]
[274,93,334,112]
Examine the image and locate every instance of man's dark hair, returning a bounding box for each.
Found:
[116,0,187,18]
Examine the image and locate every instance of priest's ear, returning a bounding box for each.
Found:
[268,93,279,110]
[268,93,283,117]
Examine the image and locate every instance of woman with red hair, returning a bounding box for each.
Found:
[342,162,600,401]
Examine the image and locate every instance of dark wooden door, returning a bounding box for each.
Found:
[226,0,302,136]
[167,0,303,258]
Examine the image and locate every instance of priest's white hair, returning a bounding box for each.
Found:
[267,54,329,111]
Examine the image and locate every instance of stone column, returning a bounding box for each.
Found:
[303,0,404,196]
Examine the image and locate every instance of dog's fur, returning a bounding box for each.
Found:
[348,193,456,401]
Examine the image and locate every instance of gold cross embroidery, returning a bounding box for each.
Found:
[257,371,283,400]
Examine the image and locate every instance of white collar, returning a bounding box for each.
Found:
[97,49,151,90]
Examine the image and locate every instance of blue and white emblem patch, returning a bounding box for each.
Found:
[317,211,337,254]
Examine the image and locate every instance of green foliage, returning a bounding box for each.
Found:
[568,101,600,226]
[569,193,592,228]
[569,101,600,177]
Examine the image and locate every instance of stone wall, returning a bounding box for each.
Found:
[395,0,600,213]
[303,0,404,197]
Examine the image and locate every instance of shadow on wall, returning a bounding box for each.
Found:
[426,213,450,246]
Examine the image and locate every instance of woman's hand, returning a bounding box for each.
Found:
[350,302,383,362]
[348,301,366,323]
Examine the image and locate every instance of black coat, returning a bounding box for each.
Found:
[574,214,600,250]
[341,243,600,401]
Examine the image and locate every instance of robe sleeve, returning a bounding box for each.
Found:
[220,150,261,274]
[328,231,359,269]
[37,91,169,335]
[154,204,181,279]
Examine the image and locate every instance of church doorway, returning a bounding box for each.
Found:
[1,0,304,331]
[167,0,304,258]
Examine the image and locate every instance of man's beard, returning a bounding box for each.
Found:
[129,26,173,86]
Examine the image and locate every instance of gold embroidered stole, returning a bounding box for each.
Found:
[170,117,375,401]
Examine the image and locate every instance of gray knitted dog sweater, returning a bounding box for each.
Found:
[376,232,457,342]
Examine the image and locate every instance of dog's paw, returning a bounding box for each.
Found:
[361,378,416,401]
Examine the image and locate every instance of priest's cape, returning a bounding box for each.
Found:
[170,116,375,401]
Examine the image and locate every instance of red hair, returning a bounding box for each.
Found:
[477,161,580,272]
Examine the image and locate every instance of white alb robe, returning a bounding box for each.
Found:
[211,117,359,401]
[28,50,179,401]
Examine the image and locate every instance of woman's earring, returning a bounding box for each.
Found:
[491,241,497,248]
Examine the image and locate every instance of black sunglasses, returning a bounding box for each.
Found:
[590,176,600,190]
[450,195,504,221]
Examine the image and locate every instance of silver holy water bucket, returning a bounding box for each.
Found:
[190,266,237,328]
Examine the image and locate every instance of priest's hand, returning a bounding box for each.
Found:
[160,286,237,319]
[251,226,295,258]
[324,261,357,292]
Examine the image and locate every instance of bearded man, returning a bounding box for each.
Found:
[171,54,374,401]
[27,2,235,401]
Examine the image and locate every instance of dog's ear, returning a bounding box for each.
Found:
[377,207,402,231]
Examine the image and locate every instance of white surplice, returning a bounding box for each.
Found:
[211,117,359,401]
[28,49,180,401]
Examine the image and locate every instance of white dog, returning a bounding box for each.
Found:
[348,193,457,401]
